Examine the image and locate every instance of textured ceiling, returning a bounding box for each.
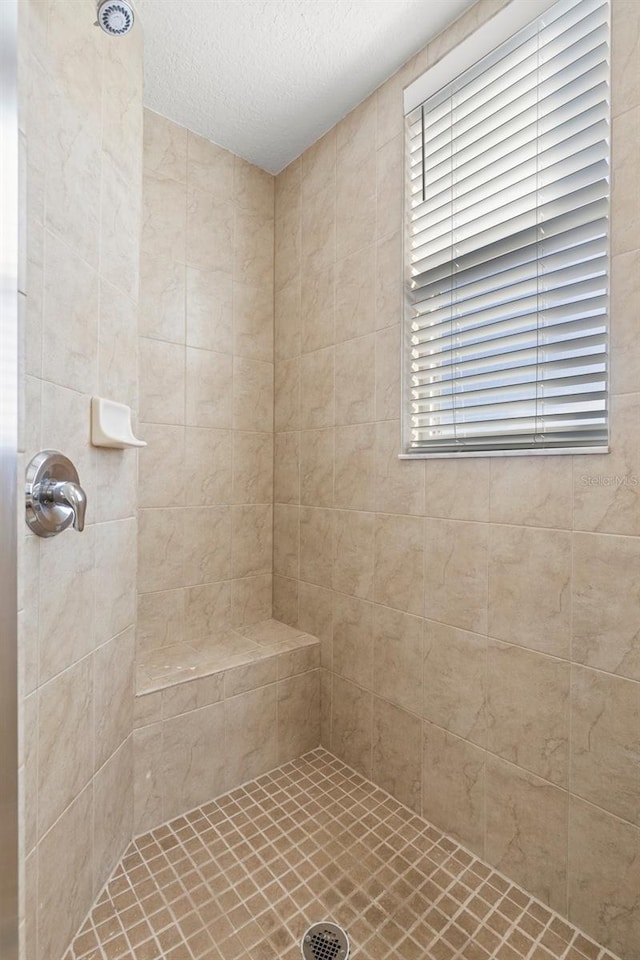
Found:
[141,0,477,174]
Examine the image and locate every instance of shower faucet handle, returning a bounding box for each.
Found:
[40,478,87,532]
[25,450,88,537]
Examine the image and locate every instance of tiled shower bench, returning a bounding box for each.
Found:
[133,620,320,834]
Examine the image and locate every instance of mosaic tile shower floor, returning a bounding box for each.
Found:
[65,749,620,960]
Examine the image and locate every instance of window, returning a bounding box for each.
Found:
[402,0,610,457]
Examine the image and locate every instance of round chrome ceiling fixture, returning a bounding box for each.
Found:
[96,0,134,36]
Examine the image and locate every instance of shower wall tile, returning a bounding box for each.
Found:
[568,797,640,957]
[570,666,640,825]
[485,757,568,913]
[19,15,143,952]
[486,641,570,788]
[422,622,486,747]
[272,2,640,953]
[422,723,485,856]
[138,114,274,658]
[93,736,133,895]
[372,697,422,813]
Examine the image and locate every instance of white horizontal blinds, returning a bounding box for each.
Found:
[404,0,609,455]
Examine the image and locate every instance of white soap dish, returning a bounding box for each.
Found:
[91,397,147,449]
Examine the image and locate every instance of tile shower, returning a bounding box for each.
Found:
[16,2,640,960]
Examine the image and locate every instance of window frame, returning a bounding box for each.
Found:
[400,0,610,460]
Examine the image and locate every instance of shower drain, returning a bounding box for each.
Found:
[301,921,350,960]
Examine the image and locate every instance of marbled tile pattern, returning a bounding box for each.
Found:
[64,749,621,960]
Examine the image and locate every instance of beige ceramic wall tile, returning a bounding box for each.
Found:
[162,702,226,820]
[301,182,336,271]
[611,0,640,118]
[274,432,300,509]
[335,162,376,262]
[273,576,299,627]
[334,335,375,425]
[274,206,301,293]
[231,504,273,578]
[300,348,334,429]
[94,519,136,646]
[139,337,185,425]
[42,231,98,394]
[298,582,333,660]
[186,185,234,274]
[373,605,423,716]
[425,457,491,522]
[93,628,134,770]
[232,431,273,505]
[376,134,402,241]
[487,641,570,787]
[233,357,273,433]
[98,282,137,407]
[610,252,640,396]
[300,428,334,507]
[331,675,373,778]
[273,504,300,580]
[373,697,422,813]
[38,524,94,684]
[335,246,376,342]
[423,621,486,747]
[137,508,184,593]
[332,594,374,689]
[100,156,140,300]
[188,130,234,198]
[568,797,640,958]
[374,514,424,615]
[186,267,233,354]
[36,785,93,960]
[490,456,573,529]
[141,174,186,261]
[133,723,163,834]
[301,263,335,353]
[572,531,640,681]
[375,420,425,515]
[333,510,375,600]
[143,109,187,182]
[570,665,640,825]
[231,571,273,628]
[374,325,400,422]
[334,424,376,512]
[485,757,568,913]
[277,671,321,763]
[186,347,232,429]
[488,525,571,657]
[225,685,278,786]
[300,507,333,589]
[573,393,640,537]
[138,423,186,508]
[424,519,488,633]
[611,106,640,258]
[138,257,186,343]
[184,426,232,507]
[275,357,300,432]
[37,656,93,840]
[375,231,401,331]
[422,723,485,856]
[137,589,184,653]
[302,128,336,200]
[93,737,133,895]
[275,279,301,362]
[183,506,232,585]
[233,280,273,362]
[234,210,275,287]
